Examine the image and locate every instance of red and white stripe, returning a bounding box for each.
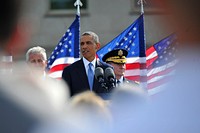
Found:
[48,57,80,78]
[125,57,147,82]
[146,46,176,95]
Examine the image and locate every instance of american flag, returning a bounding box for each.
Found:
[47,15,80,78]
[97,15,146,84]
[97,14,177,94]
[146,34,177,95]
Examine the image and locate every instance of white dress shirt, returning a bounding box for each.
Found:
[82,57,96,76]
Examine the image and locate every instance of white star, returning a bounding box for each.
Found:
[160,56,163,59]
[69,32,72,36]
[59,42,62,46]
[133,27,137,31]
[64,38,68,41]
[169,52,172,56]
[131,51,135,55]
[64,45,68,48]
[51,56,55,59]
[67,29,70,32]
[116,42,119,46]
[124,37,128,41]
[165,57,168,61]
[100,54,103,57]
[133,36,136,39]
[108,48,111,51]
[156,60,159,64]
[129,32,132,36]
[68,41,72,44]
[120,43,124,46]
[129,40,132,44]
[55,47,58,50]
[128,48,130,51]
[125,45,128,49]
[60,49,64,53]
[48,60,50,63]
[158,46,162,50]
[69,49,72,52]
[132,43,135,46]
[164,51,167,54]
[56,52,59,55]
[63,34,65,37]
[167,41,170,45]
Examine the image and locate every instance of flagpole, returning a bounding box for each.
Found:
[138,0,148,91]
[138,0,145,14]
[74,0,83,15]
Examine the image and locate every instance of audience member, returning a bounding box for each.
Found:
[110,83,148,133]
[67,91,112,133]
[0,0,70,133]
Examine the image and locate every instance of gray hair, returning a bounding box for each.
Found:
[26,46,47,62]
[82,31,100,44]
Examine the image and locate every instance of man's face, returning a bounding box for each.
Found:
[109,62,126,80]
[80,35,100,62]
[28,53,47,72]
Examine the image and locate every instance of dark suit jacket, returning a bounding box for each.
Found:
[62,58,112,96]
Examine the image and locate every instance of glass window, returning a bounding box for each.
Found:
[50,0,87,10]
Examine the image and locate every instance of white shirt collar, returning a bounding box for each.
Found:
[83,57,96,74]
[118,76,124,83]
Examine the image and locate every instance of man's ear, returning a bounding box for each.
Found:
[96,43,101,50]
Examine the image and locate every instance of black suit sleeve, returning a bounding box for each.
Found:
[62,67,72,95]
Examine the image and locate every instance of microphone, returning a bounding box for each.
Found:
[105,67,116,88]
[95,67,108,89]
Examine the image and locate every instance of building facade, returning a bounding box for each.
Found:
[28,0,171,58]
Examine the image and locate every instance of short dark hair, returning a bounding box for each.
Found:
[0,0,22,42]
[81,31,100,44]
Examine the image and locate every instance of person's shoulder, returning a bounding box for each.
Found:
[97,60,113,68]
[124,78,140,85]
[63,59,82,71]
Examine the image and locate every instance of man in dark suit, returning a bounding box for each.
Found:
[62,31,113,96]
[102,49,139,86]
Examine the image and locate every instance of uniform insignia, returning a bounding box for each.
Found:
[118,50,123,56]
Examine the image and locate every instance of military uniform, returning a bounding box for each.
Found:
[102,49,139,86]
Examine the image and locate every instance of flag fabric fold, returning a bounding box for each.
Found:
[47,15,80,79]
[146,34,177,95]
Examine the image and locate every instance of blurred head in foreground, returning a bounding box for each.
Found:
[67,91,112,133]
[110,83,148,133]
[0,0,37,57]
[0,1,69,132]
[0,70,69,133]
